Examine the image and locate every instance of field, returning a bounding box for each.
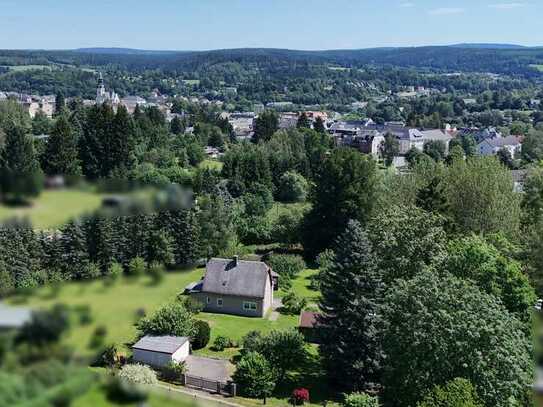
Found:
[199,159,224,171]
[6,267,319,359]
[0,189,106,229]
[0,64,52,72]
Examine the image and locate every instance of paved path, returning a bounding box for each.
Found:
[268,297,283,321]
[156,383,241,407]
[185,355,231,382]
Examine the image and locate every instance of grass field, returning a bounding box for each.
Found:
[199,159,224,171]
[0,64,52,72]
[0,189,106,229]
[6,267,319,359]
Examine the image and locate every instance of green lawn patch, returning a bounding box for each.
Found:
[199,159,224,171]
[278,269,320,303]
[6,267,319,359]
[0,189,107,229]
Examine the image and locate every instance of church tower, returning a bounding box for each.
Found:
[96,72,107,104]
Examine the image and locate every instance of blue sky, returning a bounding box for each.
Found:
[0,0,541,50]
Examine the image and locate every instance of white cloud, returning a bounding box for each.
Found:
[400,2,415,7]
[428,7,465,15]
[488,3,525,9]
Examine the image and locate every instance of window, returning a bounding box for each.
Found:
[243,301,257,311]
[217,298,223,307]
[206,297,210,304]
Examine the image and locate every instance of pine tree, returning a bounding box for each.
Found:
[314,116,326,133]
[43,115,82,176]
[55,91,65,116]
[318,220,384,392]
[0,125,44,203]
[60,220,90,280]
[109,105,136,176]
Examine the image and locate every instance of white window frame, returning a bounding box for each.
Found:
[217,298,223,307]
[206,296,210,304]
[243,301,257,312]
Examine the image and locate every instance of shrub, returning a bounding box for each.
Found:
[99,344,119,368]
[242,330,264,353]
[292,388,310,405]
[89,325,107,349]
[343,392,380,407]
[119,364,157,384]
[74,304,92,325]
[127,257,147,277]
[266,254,306,281]
[147,262,165,284]
[17,304,70,346]
[161,361,186,383]
[81,262,101,280]
[192,320,211,350]
[282,291,307,315]
[417,378,483,407]
[212,335,234,351]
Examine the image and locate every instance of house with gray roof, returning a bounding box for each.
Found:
[187,257,274,318]
[132,335,190,367]
[477,135,522,157]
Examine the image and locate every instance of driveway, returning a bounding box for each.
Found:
[185,355,231,382]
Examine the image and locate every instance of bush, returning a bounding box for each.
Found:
[74,304,92,325]
[81,262,101,280]
[119,364,158,385]
[242,330,264,353]
[282,291,307,315]
[127,257,147,277]
[89,325,107,349]
[343,392,380,407]
[107,364,158,403]
[99,344,119,368]
[417,378,483,407]
[266,254,305,281]
[212,335,235,351]
[292,388,310,405]
[278,171,309,203]
[147,262,165,284]
[192,320,211,350]
[161,361,186,383]
[17,304,70,346]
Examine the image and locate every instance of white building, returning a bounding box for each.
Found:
[96,73,120,105]
[477,135,522,157]
[132,336,190,368]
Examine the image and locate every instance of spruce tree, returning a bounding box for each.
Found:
[0,125,44,203]
[43,115,81,176]
[60,220,90,280]
[109,105,136,176]
[318,220,384,392]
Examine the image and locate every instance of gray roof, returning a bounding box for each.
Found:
[420,129,453,142]
[202,258,271,298]
[0,304,31,328]
[482,135,521,148]
[133,335,189,354]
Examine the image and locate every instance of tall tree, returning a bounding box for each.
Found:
[313,116,326,134]
[0,125,43,203]
[380,133,399,167]
[109,105,136,176]
[319,220,384,392]
[302,148,378,258]
[382,273,532,407]
[54,91,65,116]
[43,115,81,176]
[253,110,279,143]
[297,112,311,129]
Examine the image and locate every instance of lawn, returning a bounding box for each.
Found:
[0,189,107,229]
[6,267,318,359]
[199,159,224,171]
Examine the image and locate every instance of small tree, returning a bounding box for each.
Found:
[417,378,483,407]
[192,320,211,350]
[161,361,186,384]
[282,291,307,315]
[137,302,196,338]
[257,329,306,382]
[278,171,309,203]
[380,133,399,167]
[233,352,276,404]
[343,392,380,407]
[128,257,147,277]
[147,262,165,284]
[107,262,123,283]
[212,335,234,351]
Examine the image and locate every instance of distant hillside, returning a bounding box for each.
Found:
[75,48,181,55]
[448,43,527,49]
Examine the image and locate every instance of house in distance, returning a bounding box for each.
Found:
[186,256,275,318]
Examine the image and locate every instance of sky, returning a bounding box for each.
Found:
[0,0,542,50]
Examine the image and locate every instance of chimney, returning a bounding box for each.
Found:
[233,255,239,266]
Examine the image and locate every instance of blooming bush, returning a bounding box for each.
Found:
[292,388,310,405]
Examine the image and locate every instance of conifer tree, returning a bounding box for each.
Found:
[43,115,81,176]
[60,220,89,280]
[318,220,384,392]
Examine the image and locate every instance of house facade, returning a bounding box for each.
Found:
[476,135,522,157]
[188,257,274,318]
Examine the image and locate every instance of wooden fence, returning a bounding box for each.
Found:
[183,374,237,396]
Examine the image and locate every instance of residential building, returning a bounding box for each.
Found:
[476,135,522,157]
[187,257,275,318]
[420,129,454,153]
[132,336,190,368]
